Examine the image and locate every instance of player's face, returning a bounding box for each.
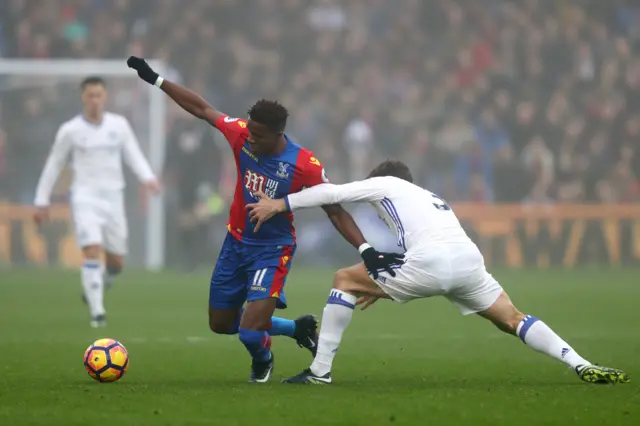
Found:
[81,84,107,117]
[246,120,281,156]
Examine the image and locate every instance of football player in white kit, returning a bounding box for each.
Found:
[33,76,160,327]
[246,160,629,385]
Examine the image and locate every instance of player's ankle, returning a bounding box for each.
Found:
[310,363,330,377]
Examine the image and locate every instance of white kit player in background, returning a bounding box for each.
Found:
[33,76,160,328]
[246,160,630,385]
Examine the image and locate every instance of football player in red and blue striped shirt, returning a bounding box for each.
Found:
[128,56,403,382]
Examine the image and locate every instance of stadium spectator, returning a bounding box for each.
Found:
[1,0,638,208]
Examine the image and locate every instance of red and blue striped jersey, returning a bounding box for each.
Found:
[215,115,328,246]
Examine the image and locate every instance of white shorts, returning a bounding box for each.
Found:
[70,191,128,255]
[374,243,502,315]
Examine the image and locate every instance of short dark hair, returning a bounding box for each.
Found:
[367,160,414,183]
[81,76,106,89]
[247,99,289,133]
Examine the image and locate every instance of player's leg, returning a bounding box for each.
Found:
[283,262,391,384]
[239,245,318,383]
[73,203,107,326]
[477,291,590,365]
[207,240,310,340]
[246,245,318,346]
[238,296,318,383]
[239,298,277,382]
[103,252,124,289]
[208,235,250,335]
[477,290,629,384]
[81,244,107,327]
[448,261,630,385]
[102,193,127,289]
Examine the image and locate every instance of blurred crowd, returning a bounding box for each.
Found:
[1,0,640,208]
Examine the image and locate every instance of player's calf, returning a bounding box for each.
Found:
[239,299,276,382]
[81,244,106,327]
[104,252,124,289]
[477,291,525,335]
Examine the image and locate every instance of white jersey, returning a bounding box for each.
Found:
[287,176,502,314]
[286,176,472,254]
[34,112,155,206]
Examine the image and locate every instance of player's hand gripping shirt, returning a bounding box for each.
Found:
[34,113,155,206]
[286,176,472,252]
[216,116,328,246]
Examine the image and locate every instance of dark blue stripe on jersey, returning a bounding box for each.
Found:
[381,198,406,251]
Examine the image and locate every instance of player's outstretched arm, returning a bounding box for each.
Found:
[127,56,223,127]
[246,186,372,248]
[287,179,386,209]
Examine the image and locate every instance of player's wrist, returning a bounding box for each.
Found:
[358,243,372,255]
[283,196,291,212]
[154,76,164,88]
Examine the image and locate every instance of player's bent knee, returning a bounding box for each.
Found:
[332,268,351,290]
[208,309,241,335]
[208,318,237,335]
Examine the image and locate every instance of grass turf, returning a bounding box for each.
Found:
[0,267,638,426]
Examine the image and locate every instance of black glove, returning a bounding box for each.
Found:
[360,246,405,279]
[127,56,159,85]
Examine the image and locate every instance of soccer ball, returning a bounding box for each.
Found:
[83,338,129,382]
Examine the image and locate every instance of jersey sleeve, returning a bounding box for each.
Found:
[214,115,249,151]
[121,118,156,182]
[287,178,388,211]
[34,124,73,207]
[292,151,330,191]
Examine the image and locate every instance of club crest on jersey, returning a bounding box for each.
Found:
[276,162,290,179]
[244,170,279,198]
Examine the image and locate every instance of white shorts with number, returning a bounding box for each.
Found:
[374,242,503,315]
[71,190,128,255]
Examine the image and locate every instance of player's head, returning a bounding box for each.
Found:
[246,99,289,155]
[80,76,107,117]
[367,160,414,183]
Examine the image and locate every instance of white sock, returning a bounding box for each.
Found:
[516,315,590,369]
[310,289,357,376]
[82,260,105,318]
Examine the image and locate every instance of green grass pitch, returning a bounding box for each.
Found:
[0,267,639,425]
